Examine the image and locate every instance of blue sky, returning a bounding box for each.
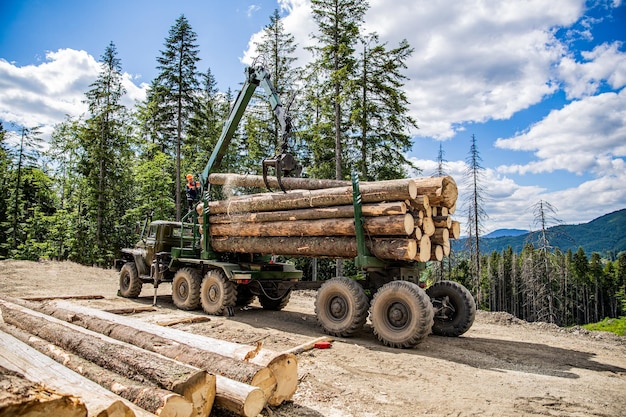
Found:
[1,0,625,234]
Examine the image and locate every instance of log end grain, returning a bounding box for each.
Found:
[249,367,277,405]
[172,371,216,417]
[265,353,298,406]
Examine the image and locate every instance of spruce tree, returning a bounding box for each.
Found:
[155,15,201,220]
[81,42,132,265]
[352,34,417,180]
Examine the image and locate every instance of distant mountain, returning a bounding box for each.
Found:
[452,208,626,256]
[484,229,528,238]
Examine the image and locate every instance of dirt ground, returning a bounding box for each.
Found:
[1,259,625,417]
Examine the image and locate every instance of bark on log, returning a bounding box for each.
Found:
[207,179,418,214]
[211,236,417,261]
[7,296,275,414]
[412,176,458,208]
[0,365,87,417]
[0,299,214,417]
[0,322,192,417]
[43,300,296,408]
[208,173,349,190]
[208,214,414,238]
[0,331,154,417]
[205,202,407,224]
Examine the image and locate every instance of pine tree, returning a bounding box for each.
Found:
[0,123,10,257]
[155,15,201,220]
[352,33,417,180]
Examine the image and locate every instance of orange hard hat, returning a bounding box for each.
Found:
[186,174,193,180]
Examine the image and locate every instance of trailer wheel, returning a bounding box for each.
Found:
[370,281,434,348]
[200,270,236,315]
[426,280,476,337]
[258,290,291,311]
[172,268,201,310]
[119,262,142,298]
[315,277,369,337]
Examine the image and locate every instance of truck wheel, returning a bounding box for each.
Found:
[426,280,476,337]
[200,270,236,315]
[172,268,201,310]
[119,262,142,298]
[315,277,369,337]
[258,290,291,311]
[370,281,434,348]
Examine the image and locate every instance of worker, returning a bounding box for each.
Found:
[185,174,200,211]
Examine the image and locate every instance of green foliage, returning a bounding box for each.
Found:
[582,316,626,336]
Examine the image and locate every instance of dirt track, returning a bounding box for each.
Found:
[1,259,625,417]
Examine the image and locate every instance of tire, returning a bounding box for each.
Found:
[426,280,476,337]
[370,281,434,348]
[236,285,255,307]
[119,262,142,298]
[258,290,291,311]
[315,277,369,337]
[172,268,202,310]
[200,270,236,315]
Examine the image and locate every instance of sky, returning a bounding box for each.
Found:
[1,0,625,234]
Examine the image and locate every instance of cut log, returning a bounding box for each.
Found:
[281,336,334,356]
[205,202,408,224]
[449,221,461,239]
[208,173,349,190]
[431,245,444,261]
[433,215,452,229]
[420,216,435,237]
[415,237,432,263]
[211,236,417,261]
[45,300,298,407]
[0,331,154,417]
[0,321,192,417]
[214,376,265,417]
[103,306,157,315]
[207,179,418,214]
[21,295,104,302]
[157,316,211,327]
[410,195,431,217]
[431,228,450,245]
[0,299,215,417]
[412,176,458,208]
[0,365,86,417]
[208,214,414,238]
[9,297,278,413]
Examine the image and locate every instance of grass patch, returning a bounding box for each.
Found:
[582,316,626,337]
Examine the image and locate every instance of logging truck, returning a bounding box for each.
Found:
[115,61,476,348]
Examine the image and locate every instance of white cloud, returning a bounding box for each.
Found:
[0,48,147,135]
[495,89,626,175]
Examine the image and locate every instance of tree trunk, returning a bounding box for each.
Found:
[0,299,214,417]
[0,331,155,417]
[47,300,296,408]
[209,214,414,237]
[0,321,193,417]
[209,173,349,190]
[204,201,407,224]
[210,236,417,261]
[0,364,87,417]
[207,179,418,214]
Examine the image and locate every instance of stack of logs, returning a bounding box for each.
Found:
[0,296,298,417]
[197,174,460,262]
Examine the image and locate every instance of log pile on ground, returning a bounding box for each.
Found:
[0,295,300,417]
[199,175,460,262]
